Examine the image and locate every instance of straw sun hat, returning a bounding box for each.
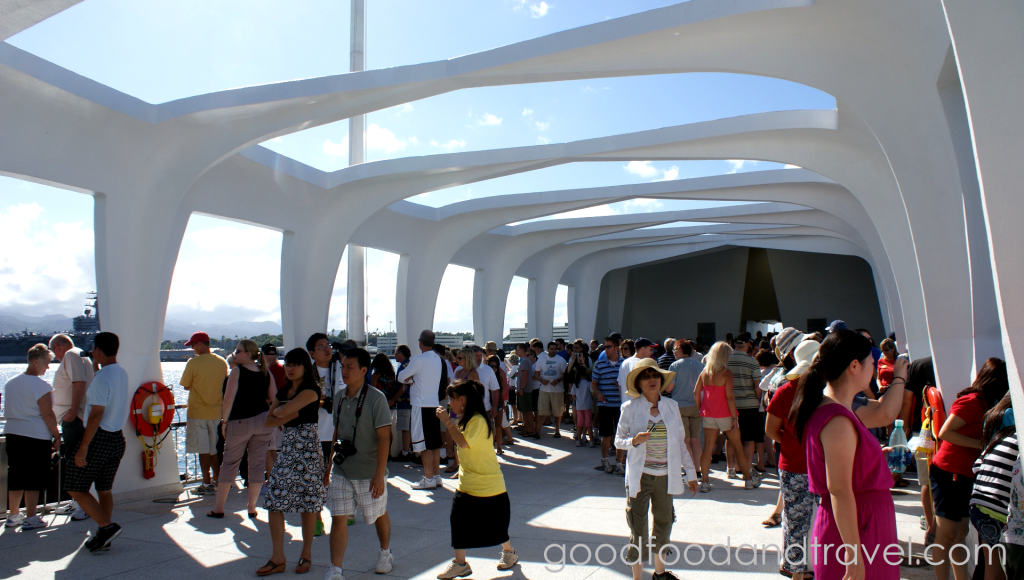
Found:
[626,358,676,398]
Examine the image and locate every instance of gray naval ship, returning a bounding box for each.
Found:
[0,293,99,363]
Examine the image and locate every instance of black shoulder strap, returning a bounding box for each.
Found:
[438,356,449,400]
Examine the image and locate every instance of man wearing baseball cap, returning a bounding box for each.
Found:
[180,332,229,494]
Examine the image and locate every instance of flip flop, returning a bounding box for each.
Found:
[256,560,285,576]
[295,557,312,574]
[762,513,782,527]
[248,512,258,520]
[445,464,459,473]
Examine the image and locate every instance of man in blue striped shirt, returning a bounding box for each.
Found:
[591,336,623,474]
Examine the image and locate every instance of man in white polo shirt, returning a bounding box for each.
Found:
[397,330,445,490]
[49,333,95,521]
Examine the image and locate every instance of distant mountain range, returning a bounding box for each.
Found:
[0,311,282,341]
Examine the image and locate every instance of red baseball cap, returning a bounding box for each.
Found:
[184,332,211,346]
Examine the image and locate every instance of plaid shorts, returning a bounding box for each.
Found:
[327,474,388,523]
[63,428,125,493]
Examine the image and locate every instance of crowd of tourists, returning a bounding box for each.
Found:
[3,322,1022,580]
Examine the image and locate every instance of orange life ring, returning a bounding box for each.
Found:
[923,385,947,455]
[131,382,175,438]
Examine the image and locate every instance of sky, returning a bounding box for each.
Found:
[0,0,835,337]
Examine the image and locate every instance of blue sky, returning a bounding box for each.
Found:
[0,0,835,337]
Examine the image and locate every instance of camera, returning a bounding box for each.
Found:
[333,438,358,465]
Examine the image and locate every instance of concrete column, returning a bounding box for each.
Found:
[526,278,539,342]
[94,191,189,499]
[348,0,366,166]
[566,285,577,340]
[941,0,1024,420]
[347,244,366,344]
[474,268,517,348]
[280,226,345,351]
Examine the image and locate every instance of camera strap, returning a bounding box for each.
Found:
[347,382,369,441]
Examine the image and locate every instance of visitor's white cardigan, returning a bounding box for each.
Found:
[614,394,696,498]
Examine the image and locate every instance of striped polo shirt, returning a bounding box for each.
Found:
[592,358,622,408]
[728,352,761,410]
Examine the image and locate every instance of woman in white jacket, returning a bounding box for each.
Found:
[616,358,700,580]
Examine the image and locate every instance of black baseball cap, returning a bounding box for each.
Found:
[260,343,278,355]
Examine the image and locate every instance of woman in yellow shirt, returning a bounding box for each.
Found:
[434,379,518,579]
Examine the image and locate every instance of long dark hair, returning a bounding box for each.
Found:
[980,391,1014,455]
[446,379,492,437]
[957,357,1009,406]
[371,353,395,379]
[283,348,320,396]
[788,329,873,441]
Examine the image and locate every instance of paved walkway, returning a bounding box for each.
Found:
[1,428,933,579]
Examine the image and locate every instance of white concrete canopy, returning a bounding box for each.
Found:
[1,0,1019,499]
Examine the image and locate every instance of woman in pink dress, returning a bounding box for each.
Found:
[789,329,909,580]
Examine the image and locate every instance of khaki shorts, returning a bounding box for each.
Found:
[186,418,221,454]
[702,416,735,432]
[537,390,565,417]
[678,405,702,439]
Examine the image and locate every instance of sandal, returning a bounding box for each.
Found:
[206,511,225,519]
[891,479,910,488]
[295,557,311,574]
[256,559,285,576]
[762,513,782,527]
[445,463,459,473]
[248,511,258,520]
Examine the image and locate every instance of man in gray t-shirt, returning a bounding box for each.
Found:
[515,344,537,438]
[667,340,705,468]
[326,348,394,576]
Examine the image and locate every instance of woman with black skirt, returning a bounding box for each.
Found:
[434,379,518,579]
[3,344,60,531]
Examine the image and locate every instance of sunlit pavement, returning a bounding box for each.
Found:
[1,426,933,579]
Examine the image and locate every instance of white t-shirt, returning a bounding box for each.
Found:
[534,353,567,394]
[617,356,640,401]
[396,349,442,408]
[52,348,94,420]
[85,363,129,433]
[2,373,54,440]
[476,363,501,411]
[317,362,344,442]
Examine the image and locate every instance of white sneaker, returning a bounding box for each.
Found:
[21,515,47,530]
[4,514,25,528]
[613,463,625,476]
[322,565,345,580]
[72,506,90,521]
[375,548,394,574]
[437,559,472,579]
[727,468,739,479]
[699,481,711,493]
[433,475,444,487]
[55,501,78,515]
[745,472,763,490]
[603,458,614,473]
[411,477,437,490]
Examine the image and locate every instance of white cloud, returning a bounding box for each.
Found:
[367,123,410,153]
[622,198,664,212]
[727,159,760,174]
[398,103,414,114]
[536,137,550,144]
[655,166,679,181]
[624,161,660,179]
[323,136,349,156]
[477,113,502,126]
[535,121,550,131]
[408,136,419,145]
[0,202,96,314]
[530,1,550,17]
[522,108,534,117]
[430,139,467,151]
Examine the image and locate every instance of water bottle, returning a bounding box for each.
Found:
[887,419,911,474]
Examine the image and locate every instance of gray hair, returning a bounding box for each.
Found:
[48,333,73,349]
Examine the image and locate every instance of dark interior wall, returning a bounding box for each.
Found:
[593,246,886,343]
[766,249,885,341]
[620,247,749,342]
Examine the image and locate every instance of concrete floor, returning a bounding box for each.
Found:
[1,428,934,579]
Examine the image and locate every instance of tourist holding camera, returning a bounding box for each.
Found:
[322,347,394,580]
